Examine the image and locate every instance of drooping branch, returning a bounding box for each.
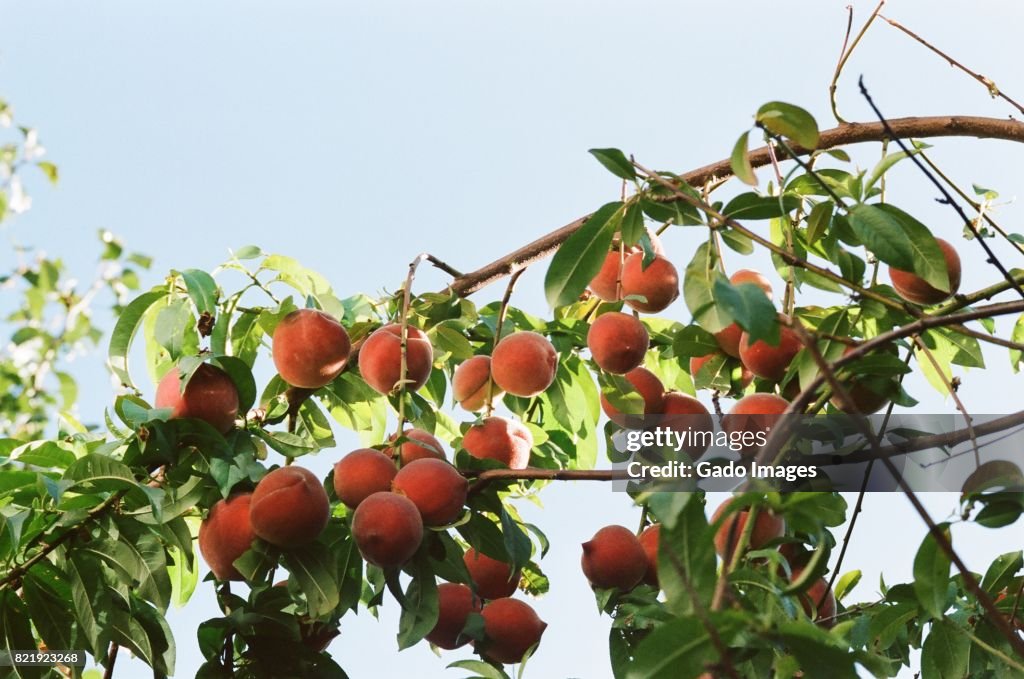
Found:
[447,115,1024,297]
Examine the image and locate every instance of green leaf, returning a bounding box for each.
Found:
[446,660,510,679]
[730,131,758,186]
[712,277,779,345]
[544,201,623,308]
[22,562,75,652]
[500,508,533,574]
[847,203,917,271]
[864,144,929,192]
[920,618,970,679]
[913,524,952,619]
[36,160,59,185]
[722,192,800,220]
[625,612,742,679]
[588,148,636,180]
[108,290,169,388]
[1010,313,1024,372]
[805,200,833,246]
[253,429,319,458]
[876,204,950,292]
[683,242,730,333]
[208,355,258,413]
[672,325,720,358]
[756,101,820,149]
[397,552,439,650]
[284,542,341,619]
[833,570,861,601]
[980,551,1023,593]
[620,201,645,247]
[0,590,40,679]
[658,496,717,617]
[181,269,218,315]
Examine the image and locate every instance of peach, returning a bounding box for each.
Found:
[491,332,558,398]
[600,367,666,419]
[250,466,330,549]
[271,309,351,389]
[385,428,446,465]
[587,312,649,374]
[332,448,397,509]
[889,238,961,305]
[155,362,239,434]
[791,568,837,627]
[581,525,647,591]
[710,498,785,562]
[464,548,521,600]
[638,524,660,588]
[463,417,533,469]
[426,583,482,650]
[478,598,547,664]
[452,356,502,412]
[198,493,255,581]
[588,232,665,301]
[659,392,715,457]
[358,323,434,395]
[721,393,790,457]
[689,352,753,389]
[351,491,423,568]
[829,346,893,415]
[738,326,802,382]
[731,269,773,296]
[714,323,745,359]
[391,458,468,526]
[620,253,679,313]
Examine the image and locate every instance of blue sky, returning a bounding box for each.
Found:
[2,1,1024,677]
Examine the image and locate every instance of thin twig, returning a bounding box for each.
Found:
[396,254,430,434]
[102,643,118,679]
[485,267,526,415]
[858,78,1024,301]
[829,2,886,123]
[880,15,1024,117]
[909,336,980,466]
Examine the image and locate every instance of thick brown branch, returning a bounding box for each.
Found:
[447,116,1024,296]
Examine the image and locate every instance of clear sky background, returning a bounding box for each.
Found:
[2,1,1023,677]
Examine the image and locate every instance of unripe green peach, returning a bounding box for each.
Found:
[620,253,679,313]
[464,548,521,600]
[155,362,239,434]
[351,491,423,568]
[491,332,558,397]
[250,466,330,549]
[463,417,533,469]
[426,583,482,650]
[271,309,350,389]
[452,356,503,412]
[581,525,647,591]
[198,493,255,581]
[889,238,961,305]
[587,312,649,374]
[392,458,468,526]
[358,323,434,395]
[332,448,397,509]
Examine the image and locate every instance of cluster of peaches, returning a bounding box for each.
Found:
[155,308,553,662]
[583,499,836,628]
[149,228,961,661]
[586,232,962,443]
